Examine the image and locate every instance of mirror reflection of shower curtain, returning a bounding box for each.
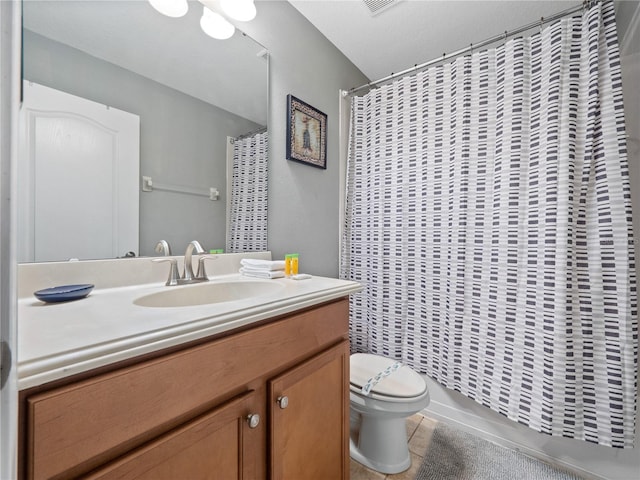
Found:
[228,130,268,252]
[342,0,637,448]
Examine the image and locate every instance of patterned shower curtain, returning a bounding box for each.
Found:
[228,130,268,252]
[341,0,637,448]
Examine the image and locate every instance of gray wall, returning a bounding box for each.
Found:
[23,30,261,257]
[242,1,368,277]
[244,3,640,479]
[23,1,369,273]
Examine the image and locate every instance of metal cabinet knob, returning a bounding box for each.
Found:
[277,396,289,409]
[246,413,260,429]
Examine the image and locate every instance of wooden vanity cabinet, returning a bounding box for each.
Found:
[19,298,350,480]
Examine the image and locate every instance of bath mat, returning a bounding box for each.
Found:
[414,423,584,480]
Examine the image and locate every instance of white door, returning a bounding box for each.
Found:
[18,81,140,262]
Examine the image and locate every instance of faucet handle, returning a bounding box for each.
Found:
[152,258,180,286]
[196,255,218,281]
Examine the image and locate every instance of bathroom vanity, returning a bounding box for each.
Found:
[16,253,361,479]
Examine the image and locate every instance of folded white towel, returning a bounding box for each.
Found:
[239,268,285,279]
[240,259,286,271]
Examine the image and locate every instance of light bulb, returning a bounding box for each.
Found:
[148,0,188,18]
[220,0,256,22]
[200,6,235,40]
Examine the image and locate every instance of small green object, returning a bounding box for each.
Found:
[209,249,224,254]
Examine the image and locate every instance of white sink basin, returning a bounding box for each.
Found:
[134,280,285,308]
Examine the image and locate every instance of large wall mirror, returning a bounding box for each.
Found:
[20,0,268,262]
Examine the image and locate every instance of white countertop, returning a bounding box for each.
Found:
[17,255,362,390]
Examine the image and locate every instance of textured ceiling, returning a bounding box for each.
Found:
[21,0,639,117]
[289,0,640,88]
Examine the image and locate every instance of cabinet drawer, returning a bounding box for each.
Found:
[84,389,263,480]
[25,299,348,479]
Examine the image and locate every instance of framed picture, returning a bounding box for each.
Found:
[286,95,327,169]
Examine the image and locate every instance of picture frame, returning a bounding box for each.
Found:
[286,94,327,169]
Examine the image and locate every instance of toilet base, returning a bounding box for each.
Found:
[349,412,411,474]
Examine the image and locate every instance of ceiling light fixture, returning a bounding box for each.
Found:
[148,0,189,18]
[200,6,235,40]
[148,0,255,40]
[219,0,256,22]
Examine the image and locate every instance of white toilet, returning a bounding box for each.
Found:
[349,353,430,474]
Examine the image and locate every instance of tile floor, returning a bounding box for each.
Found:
[350,413,437,480]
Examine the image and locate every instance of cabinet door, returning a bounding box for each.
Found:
[85,389,265,480]
[269,341,349,480]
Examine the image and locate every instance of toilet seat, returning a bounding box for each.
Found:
[350,353,427,401]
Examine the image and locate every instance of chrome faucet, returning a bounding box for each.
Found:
[182,240,205,282]
[154,240,218,286]
[154,240,172,256]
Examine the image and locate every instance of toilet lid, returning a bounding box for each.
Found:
[350,353,427,398]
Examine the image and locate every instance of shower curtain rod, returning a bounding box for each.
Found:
[344,0,591,97]
[232,126,267,142]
